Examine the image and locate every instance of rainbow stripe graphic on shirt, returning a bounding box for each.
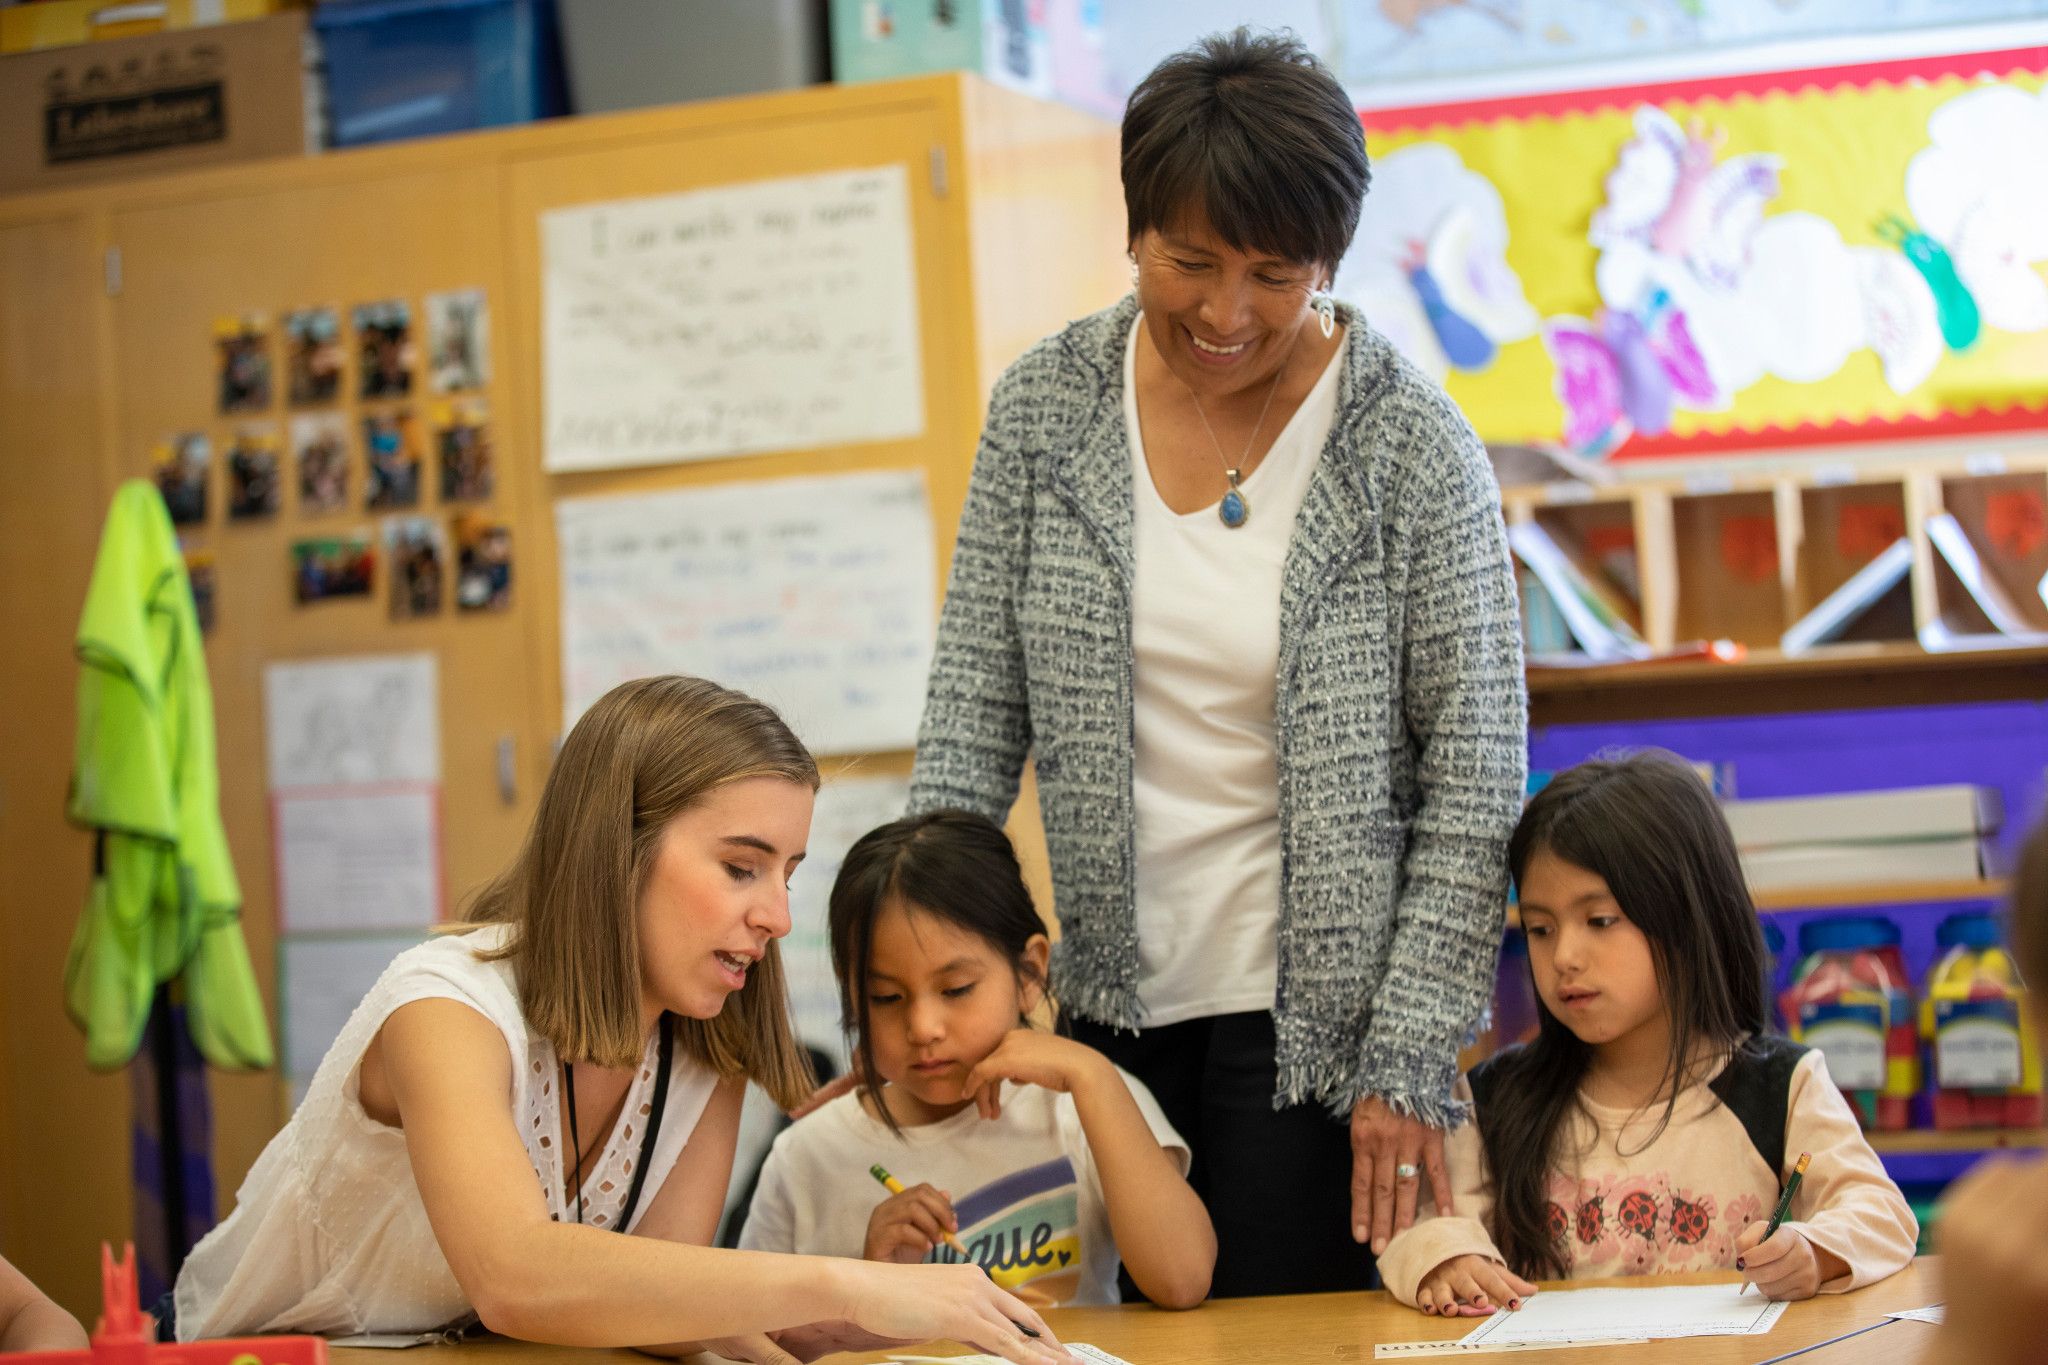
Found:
[929,1155,1085,1305]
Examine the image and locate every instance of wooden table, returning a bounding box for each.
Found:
[331,1260,1945,1365]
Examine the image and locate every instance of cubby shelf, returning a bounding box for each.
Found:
[1868,1127,2048,1154]
[1525,640,2048,724]
[1750,879,2008,912]
[1505,880,2006,929]
[1503,453,2048,724]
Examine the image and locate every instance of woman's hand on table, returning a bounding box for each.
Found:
[1413,1254,1535,1317]
[1350,1096,1454,1255]
[832,1259,1077,1365]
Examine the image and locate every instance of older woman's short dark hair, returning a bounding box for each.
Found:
[1123,28,1370,273]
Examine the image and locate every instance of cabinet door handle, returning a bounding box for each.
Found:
[496,736,517,806]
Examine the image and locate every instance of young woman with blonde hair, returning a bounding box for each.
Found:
[173,675,1070,1365]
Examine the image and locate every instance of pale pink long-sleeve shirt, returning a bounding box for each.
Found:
[1379,1047,1918,1305]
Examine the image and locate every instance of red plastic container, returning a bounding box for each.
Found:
[0,1245,327,1365]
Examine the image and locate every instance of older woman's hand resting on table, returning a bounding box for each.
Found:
[1351,1096,1457,1255]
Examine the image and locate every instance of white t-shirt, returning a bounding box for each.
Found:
[1125,316,1343,1025]
[737,1069,1187,1307]
[173,925,719,1340]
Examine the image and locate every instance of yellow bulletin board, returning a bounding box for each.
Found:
[1346,46,2048,460]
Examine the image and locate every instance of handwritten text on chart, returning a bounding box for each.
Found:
[542,165,925,471]
[556,469,937,755]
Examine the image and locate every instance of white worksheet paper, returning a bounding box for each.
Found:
[1887,1304,1945,1324]
[890,1349,1131,1365]
[1462,1284,1787,1345]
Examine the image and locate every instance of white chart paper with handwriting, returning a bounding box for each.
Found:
[556,469,936,754]
[542,165,925,472]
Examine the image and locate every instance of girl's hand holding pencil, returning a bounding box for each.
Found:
[1734,1152,1846,1301]
[866,1165,971,1264]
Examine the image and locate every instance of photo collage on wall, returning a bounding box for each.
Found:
[154,288,511,629]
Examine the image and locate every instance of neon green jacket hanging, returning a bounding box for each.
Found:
[66,479,273,1071]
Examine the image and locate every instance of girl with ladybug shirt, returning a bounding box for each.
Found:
[1379,753,1917,1317]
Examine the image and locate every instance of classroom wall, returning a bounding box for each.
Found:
[0,75,1123,1316]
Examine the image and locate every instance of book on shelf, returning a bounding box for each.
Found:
[1921,512,2048,650]
[1741,836,1988,891]
[1780,536,1913,655]
[1723,784,2003,849]
[1506,521,1649,664]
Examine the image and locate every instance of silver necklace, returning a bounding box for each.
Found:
[1186,364,1284,529]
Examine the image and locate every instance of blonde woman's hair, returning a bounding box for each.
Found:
[465,674,818,1108]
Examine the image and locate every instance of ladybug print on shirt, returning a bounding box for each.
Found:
[1547,1171,1769,1275]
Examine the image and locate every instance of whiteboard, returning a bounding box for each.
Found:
[782,772,913,1064]
[541,164,926,472]
[556,468,938,755]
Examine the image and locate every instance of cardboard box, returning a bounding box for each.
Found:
[0,9,310,196]
[0,0,296,55]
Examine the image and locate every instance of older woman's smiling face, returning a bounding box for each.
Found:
[1133,211,1329,401]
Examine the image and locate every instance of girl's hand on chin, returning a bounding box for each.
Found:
[960,1030,1113,1120]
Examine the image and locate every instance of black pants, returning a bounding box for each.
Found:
[1062,1009,1376,1298]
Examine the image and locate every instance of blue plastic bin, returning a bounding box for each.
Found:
[314,0,568,148]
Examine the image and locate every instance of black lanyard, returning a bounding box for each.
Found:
[562,1012,674,1230]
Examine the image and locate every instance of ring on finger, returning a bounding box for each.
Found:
[1396,1163,1421,1180]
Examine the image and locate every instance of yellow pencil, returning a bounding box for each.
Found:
[870,1162,973,1260]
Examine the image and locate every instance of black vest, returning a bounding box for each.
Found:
[1468,1034,1813,1184]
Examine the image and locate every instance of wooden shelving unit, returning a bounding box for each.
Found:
[1869,1127,2048,1154]
[1526,639,2048,724]
[1505,879,2005,927]
[1751,878,2008,912]
[1504,454,2048,724]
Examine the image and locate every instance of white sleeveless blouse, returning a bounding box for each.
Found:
[173,925,718,1340]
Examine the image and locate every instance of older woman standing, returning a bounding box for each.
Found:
[908,30,1526,1297]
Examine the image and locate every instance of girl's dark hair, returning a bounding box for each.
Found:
[1122,27,1370,272]
[1483,749,1769,1280]
[827,809,1046,1135]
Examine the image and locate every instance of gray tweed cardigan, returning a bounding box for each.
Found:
[908,295,1527,1126]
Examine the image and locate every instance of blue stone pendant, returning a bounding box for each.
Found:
[1219,481,1249,529]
